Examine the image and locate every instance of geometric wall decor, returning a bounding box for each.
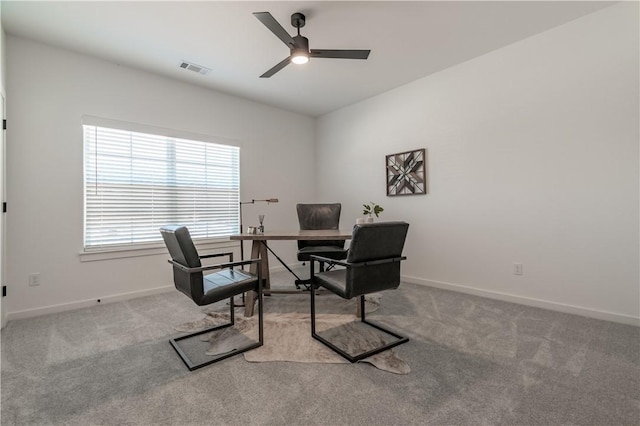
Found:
[386,148,427,196]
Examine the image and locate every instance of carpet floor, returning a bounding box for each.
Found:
[1,268,639,425]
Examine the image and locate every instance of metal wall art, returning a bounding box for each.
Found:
[386,148,427,196]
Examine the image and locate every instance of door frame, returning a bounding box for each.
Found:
[1,93,6,329]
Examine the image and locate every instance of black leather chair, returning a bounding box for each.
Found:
[295,203,348,289]
[160,225,263,371]
[310,221,409,362]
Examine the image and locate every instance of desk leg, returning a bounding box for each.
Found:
[259,241,270,291]
[244,240,270,317]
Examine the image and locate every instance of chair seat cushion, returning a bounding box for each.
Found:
[297,246,348,261]
[201,269,257,305]
[313,269,348,299]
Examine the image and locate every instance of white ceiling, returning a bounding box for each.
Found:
[2,1,614,117]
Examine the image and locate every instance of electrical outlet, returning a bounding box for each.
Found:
[513,263,523,276]
[28,273,41,286]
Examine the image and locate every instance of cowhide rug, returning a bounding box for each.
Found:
[174,293,410,374]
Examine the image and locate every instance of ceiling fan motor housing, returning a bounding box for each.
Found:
[291,35,309,54]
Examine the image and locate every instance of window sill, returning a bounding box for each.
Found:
[79,238,238,262]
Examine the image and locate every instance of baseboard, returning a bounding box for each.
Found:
[402,275,640,327]
[7,285,175,321]
[12,270,636,327]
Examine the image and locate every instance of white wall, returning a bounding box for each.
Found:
[6,36,314,318]
[317,3,639,324]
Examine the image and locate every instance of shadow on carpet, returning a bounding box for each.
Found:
[174,293,410,374]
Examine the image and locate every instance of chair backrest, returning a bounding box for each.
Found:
[160,225,205,303]
[296,203,344,249]
[345,221,409,298]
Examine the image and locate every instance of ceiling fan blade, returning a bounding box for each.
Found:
[253,12,295,48]
[260,57,291,78]
[310,49,370,60]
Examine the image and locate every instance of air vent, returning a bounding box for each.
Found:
[179,61,211,76]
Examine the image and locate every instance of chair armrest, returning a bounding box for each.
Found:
[310,255,407,270]
[167,258,260,274]
[348,256,407,268]
[309,255,350,268]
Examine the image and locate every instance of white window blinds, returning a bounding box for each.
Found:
[83,124,240,250]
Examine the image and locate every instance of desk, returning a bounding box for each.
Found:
[230,229,352,316]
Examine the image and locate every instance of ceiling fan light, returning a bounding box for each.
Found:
[291,50,309,65]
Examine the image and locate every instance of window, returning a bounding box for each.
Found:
[83,122,240,250]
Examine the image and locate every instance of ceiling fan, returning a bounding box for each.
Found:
[253,11,371,78]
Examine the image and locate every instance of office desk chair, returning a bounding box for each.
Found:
[295,203,348,289]
[310,221,409,362]
[160,225,263,370]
